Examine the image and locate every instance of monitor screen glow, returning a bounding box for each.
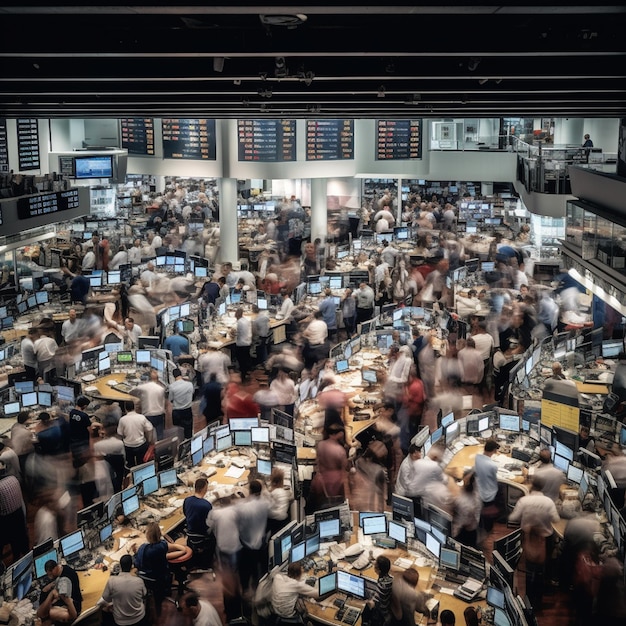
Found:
[122,495,140,516]
[318,518,340,539]
[388,520,407,544]
[159,469,178,488]
[425,532,441,559]
[60,530,84,558]
[499,414,520,432]
[336,571,365,599]
[362,515,387,535]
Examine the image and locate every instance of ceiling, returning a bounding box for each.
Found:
[0,2,625,119]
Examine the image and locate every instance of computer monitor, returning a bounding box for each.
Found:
[553,425,578,453]
[567,464,584,484]
[100,524,113,543]
[318,572,337,598]
[335,359,349,374]
[290,542,306,563]
[21,391,38,407]
[362,369,377,384]
[388,520,407,545]
[431,426,443,444]
[202,436,215,455]
[499,413,520,432]
[77,501,105,528]
[34,546,58,579]
[441,412,454,428]
[487,586,506,609]
[391,493,414,522]
[117,351,133,364]
[440,547,461,571]
[425,532,441,559]
[251,427,270,444]
[216,434,232,452]
[191,449,203,466]
[131,461,156,486]
[445,421,460,445]
[142,475,159,496]
[138,336,160,349]
[257,459,272,475]
[159,468,178,488]
[234,430,252,446]
[14,380,35,394]
[318,518,341,540]
[336,571,366,599]
[362,514,387,535]
[553,454,569,473]
[602,339,623,358]
[135,349,152,364]
[122,495,140,517]
[4,401,20,416]
[426,503,452,537]
[60,529,85,559]
[229,417,259,430]
[555,440,574,462]
[11,551,34,600]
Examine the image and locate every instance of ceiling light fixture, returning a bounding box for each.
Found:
[377,85,386,98]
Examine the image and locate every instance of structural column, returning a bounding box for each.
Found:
[218,177,239,264]
[310,177,328,244]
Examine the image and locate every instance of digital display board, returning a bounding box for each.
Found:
[162,119,216,160]
[376,119,422,159]
[17,188,80,220]
[237,119,296,162]
[58,156,75,176]
[17,118,40,170]
[306,119,354,160]
[120,118,155,155]
[0,118,8,173]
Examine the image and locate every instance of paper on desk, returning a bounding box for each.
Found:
[438,587,455,595]
[224,465,246,479]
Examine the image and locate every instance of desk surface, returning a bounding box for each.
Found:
[84,372,138,403]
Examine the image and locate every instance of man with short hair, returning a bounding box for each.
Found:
[364,555,393,626]
[169,368,195,439]
[271,561,320,620]
[183,478,213,535]
[97,554,147,626]
[117,400,154,467]
[232,307,252,383]
[0,460,28,559]
[61,308,80,344]
[180,592,223,626]
[318,288,338,340]
[355,281,375,323]
[237,479,270,593]
[439,609,456,626]
[474,439,500,532]
[534,449,566,502]
[164,326,190,359]
[131,369,166,441]
[37,559,82,624]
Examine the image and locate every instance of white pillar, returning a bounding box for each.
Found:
[218,177,239,264]
[310,178,328,243]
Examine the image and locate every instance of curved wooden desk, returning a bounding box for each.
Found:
[83,373,138,403]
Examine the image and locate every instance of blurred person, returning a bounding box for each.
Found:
[253,304,272,366]
[355,281,375,323]
[180,592,223,626]
[391,568,430,626]
[410,447,449,516]
[9,410,35,475]
[534,449,566,502]
[363,555,393,626]
[0,460,29,561]
[163,326,190,359]
[452,469,481,549]
[223,377,260,420]
[270,368,297,417]
[341,287,357,339]
[474,439,500,534]
[198,345,231,385]
[267,468,292,536]
[21,327,39,380]
[0,440,21,482]
[232,307,253,383]
[508,476,560,609]
[61,308,80,344]
[34,327,58,383]
[302,310,329,370]
[354,443,388,512]
[398,369,426,455]
[308,423,348,513]
[237,479,270,592]
[318,288,338,340]
[207,495,242,575]
[395,444,421,498]
[457,338,484,388]
[34,488,60,544]
[384,345,413,408]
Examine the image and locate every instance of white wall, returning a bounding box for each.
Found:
[584,118,619,153]
[428,151,517,182]
[554,118,584,146]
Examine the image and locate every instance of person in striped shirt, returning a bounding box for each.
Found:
[364,556,393,626]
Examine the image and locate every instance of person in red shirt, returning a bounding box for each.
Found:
[399,368,425,455]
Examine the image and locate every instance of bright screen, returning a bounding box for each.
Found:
[34,548,58,579]
[234,430,252,446]
[487,586,505,609]
[159,469,178,488]
[60,530,84,558]
[425,532,441,559]
[337,571,365,599]
[21,392,38,407]
[567,464,583,484]
[362,515,387,535]
[440,547,460,570]
[122,495,140,516]
[478,416,490,432]
[319,518,340,539]
[251,427,270,443]
[257,459,272,475]
[441,412,454,428]
[319,572,337,596]
[553,454,569,473]
[388,520,407,544]
[555,440,574,461]
[100,524,113,542]
[229,417,259,430]
[499,413,520,432]
[135,349,151,364]
[131,462,156,485]
[142,475,159,496]
[494,608,511,626]
[290,542,305,563]
[75,155,113,178]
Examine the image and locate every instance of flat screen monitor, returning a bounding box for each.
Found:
[318,572,337,597]
[553,454,569,473]
[229,417,259,431]
[335,359,349,374]
[75,155,113,178]
[138,336,160,349]
[60,529,85,558]
[100,523,113,542]
[555,440,574,462]
[425,532,441,559]
[121,486,136,502]
[89,274,102,288]
[234,430,252,446]
[15,380,34,394]
[251,427,270,443]
[195,266,208,278]
[540,424,553,445]
[34,547,58,579]
[431,426,443,444]
[202,436,215,455]
[318,518,341,540]
[362,515,387,535]
[487,586,506,609]
[337,571,366,599]
[441,412,454,428]
[131,461,156,486]
[257,458,272,475]
[391,493,414,522]
[602,340,623,358]
[21,391,38,407]
[567,463,584,484]
[116,351,133,364]
[388,520,407,544]
[440,547,460,570]
[135,349,151,364]
[142,475,159,496]
[191,449,203,466]
[290,542,305,563]
[4,401,20,416]
[122,494,140,517]
[11,551,34,600]
[159,468,178,488]
[553,425,578,452]
[98,356,111,373]
[493,608,511,626]
[105,342,123,354]
[362,369,377,384]
[36,291,49,305]
[445,421,460,445]
[107,270,121,284]
[499,413,520,432]
[191,434,203,454]
[216,434,232,452]
[620,424,626,447]
[329,276,343,289]
[482,261,495,272]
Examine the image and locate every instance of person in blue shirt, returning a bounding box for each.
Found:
[163,327,189,359]
[318,288,338,340]
[67,267,90,304]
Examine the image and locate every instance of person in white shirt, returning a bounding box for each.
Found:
[34,329,58,383]
[127,239,142,265]
[278,289,295,320]
[395,444,421,497]
[267,468,292,536]
[374,208,396,227]
[131,369,166,441]
[139,262,157,289]
[206,496,241,571]
[117,400,154,467]
[180,593,223,626]
[271,562,319,619]
[270,368,297,416]
[302,311,328,370]
[533,449,566,502]
[232,307,253,382]
[21,328,39,380]
[61,308,80,344]
[109,245,130,270]
[81,249,96,271]
[197,346,231,385]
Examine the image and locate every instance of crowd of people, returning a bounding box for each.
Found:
[2,182,625,626]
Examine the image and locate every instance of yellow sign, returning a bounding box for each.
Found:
[541,399,579,431]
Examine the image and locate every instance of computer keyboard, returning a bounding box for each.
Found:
[444,572,467,585]
[335,607,360,625]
